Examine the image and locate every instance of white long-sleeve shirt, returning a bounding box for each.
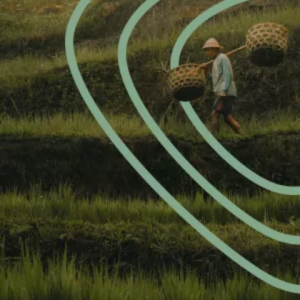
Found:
[207,53,237,97]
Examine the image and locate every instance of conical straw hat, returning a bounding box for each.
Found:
[202,38,224,49]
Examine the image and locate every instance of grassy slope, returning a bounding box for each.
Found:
[2,209,300,274]
[2,186,300,225]
[0,0,294,59]
[2,1,300,294]
[0,111,300,197]
[2,186,300,287]
[0,0,253,59]
[1,2,300,118]
[1,249,300,300]
[1,187,300,273]
[1,110,300,140]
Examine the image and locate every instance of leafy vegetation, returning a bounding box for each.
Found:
[1,246,300,300]
[1,185,300,224]
[2,0,300,297]
[0,109,300,141]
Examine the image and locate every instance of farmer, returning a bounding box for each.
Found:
[200,38,242,135]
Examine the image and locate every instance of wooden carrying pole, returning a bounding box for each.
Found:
[163,45,248,122]
[200,45,247,68]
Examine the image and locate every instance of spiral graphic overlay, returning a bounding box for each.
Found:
[65,0,300,293]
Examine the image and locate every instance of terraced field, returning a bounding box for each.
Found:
[1,0,300,298]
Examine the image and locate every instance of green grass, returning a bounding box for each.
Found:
[0,0,77,38]
[0,0,142,45]
[2,184,300,225]
[0,246,300,300]
[0,0,296,47]
[1,2,300,295]
[0,109,299,141]
[1,1,299,119]
[1,2,299,80]
[0,0,200,43]
[2,215,300,277]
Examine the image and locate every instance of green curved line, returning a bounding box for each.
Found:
[65,0,300,293]
[171,0,300,196]
[117,0,300,243]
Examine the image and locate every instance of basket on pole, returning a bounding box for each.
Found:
[167,45,247,102]
[246,22,289,67]
[167,64,206,102]
[166,22,289,102]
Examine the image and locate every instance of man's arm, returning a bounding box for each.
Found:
[219,58,232,95]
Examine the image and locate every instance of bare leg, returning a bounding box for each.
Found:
[211,110,220,133]
[224,114,242,134]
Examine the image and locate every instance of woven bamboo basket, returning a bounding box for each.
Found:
[246,22,289,67]
[167,22,289,101]
[167,63,206,102]
[167,45,246,101]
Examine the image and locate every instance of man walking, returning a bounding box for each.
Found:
[200,38,242,134]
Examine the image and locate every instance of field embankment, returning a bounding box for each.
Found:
[1,187,300,279]
[0,112,300,197]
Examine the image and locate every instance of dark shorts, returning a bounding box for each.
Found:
[212,95,236,115]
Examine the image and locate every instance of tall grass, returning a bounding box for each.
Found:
[1,2,300,75]
[1,184,300,224]
[0,109,299,141]
[0,246,299,299]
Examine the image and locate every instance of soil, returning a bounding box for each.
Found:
[0,132,300,199]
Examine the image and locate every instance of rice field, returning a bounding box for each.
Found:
[1,1,299,82]
[1,185,300,225]
[0,247,300,300]
[2,184,300,280]
[1,0,300,298]
[0,109,299,141]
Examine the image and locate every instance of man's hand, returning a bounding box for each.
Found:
[217,92,226,97]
